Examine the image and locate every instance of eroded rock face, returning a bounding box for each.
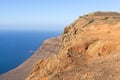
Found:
[0,36,61,80]
[26,12,120,80]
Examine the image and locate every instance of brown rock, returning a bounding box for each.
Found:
[26,12,120,80]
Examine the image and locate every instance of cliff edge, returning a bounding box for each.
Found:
[0,36,61,80]
[26,12,120,80]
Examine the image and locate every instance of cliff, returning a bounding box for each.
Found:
[26,12,120,80]
[0,36,61,80]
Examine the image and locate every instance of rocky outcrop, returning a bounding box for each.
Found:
[0,36,61,80]
[26,12,120,80]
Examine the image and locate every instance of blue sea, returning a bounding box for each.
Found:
[0,30,62,74]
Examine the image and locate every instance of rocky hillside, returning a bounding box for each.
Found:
[0,36,61,80]
[26,12,120,80]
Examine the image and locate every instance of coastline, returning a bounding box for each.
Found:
[0,36,61,80]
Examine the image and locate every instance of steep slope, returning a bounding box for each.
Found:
[26,12,120,80]
[0,36,61,80]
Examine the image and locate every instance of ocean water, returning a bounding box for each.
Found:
[0,30,62,74]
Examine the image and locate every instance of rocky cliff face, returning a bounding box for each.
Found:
[0,36,61,80]
[26,12,120,80]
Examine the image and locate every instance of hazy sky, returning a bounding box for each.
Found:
[0,0,120,30]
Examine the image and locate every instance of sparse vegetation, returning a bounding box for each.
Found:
[89,19,94,23]
[82,19,94,28]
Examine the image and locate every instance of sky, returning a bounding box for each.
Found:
[0,0,120,31]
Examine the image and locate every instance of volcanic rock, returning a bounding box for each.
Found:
[26,12,120,80]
